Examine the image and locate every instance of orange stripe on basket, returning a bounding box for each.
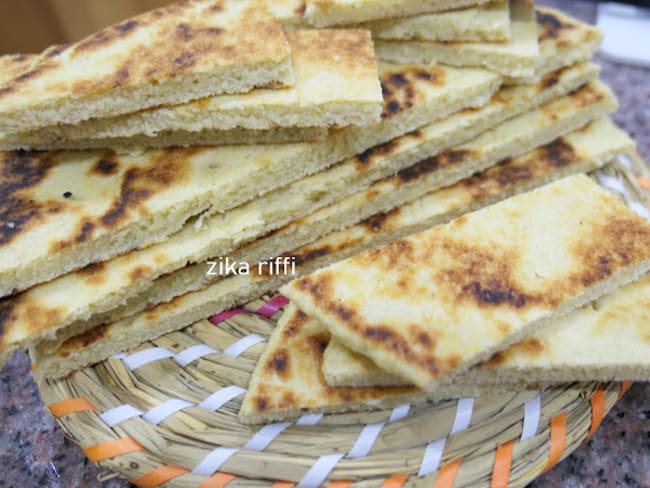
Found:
[619,381,633,399]
[434,459,462,488]
[31,363,37,372]
[544,413,567,472]
[381,474,409,488]
[131,466,189,488]
[637,176,650,190]
[327,481,353,488]
[588,389,606,438]
[199,472,237,488]
[48,398,96,417]
[83,438,145,462]
[491,440,514,488]
[271,482,296,488]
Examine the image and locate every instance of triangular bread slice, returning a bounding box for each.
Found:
[303,0,492,27]
[365,0,510,42]
[374,0,538,78]
[8,79,614,369]
[0,62,500,298]
[325,273,650,387]
[241,269,650,424]
[282,175,650,392]
[0,0,294,133]
[26,118,633,378]
[0,30,383,151]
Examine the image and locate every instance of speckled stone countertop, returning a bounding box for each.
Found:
[1,1,649,487]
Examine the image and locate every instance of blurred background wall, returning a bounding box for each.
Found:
[0,0,171,55]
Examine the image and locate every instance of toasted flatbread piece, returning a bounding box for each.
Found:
[0,30,382,151]
[374,0,538,78]
[240,304,420,423]
[27,118,632,379]
[0,0,294,133]
[2,126,330,152]
[461,275,650,384]
[505,7,603,84]
[304,0,491,27]
[283,175,650,391]
[16,76,614,367]
[0,62,499,298]
[366,1,510,42]
[326,273,650,387]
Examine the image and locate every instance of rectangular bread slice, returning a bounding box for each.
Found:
[304,0,492,27]
[0,30,382,151]
[0,0,294,133]
[374,0,538,78]
[366,0,510,43]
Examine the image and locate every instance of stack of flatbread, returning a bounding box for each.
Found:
[0,0,647,427]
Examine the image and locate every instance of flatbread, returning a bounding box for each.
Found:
[0,0,294,133]
[365,1,510,42]
[304,0,492,27]
[0,62,499,298]
[7,69,609,366]
[240,303,420,423]
[506,7,604,84]
[242,274,650,424]
[459,275,650,384]
[326,272,650,387]
[2,126,330,152]
[27,118,633,379]
[282,175,650,391]
[0,30,382,151]
[374,0,538,78]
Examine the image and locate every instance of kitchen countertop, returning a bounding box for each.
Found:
[0,1,648,487]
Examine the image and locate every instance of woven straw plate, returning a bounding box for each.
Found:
[37,152,650,488]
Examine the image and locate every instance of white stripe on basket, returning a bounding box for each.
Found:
[223,334,266,358]
[115,348,175,369]
[521,393,542,441]
[113,334,266,370]
[347,405,411,459]
[142,399,194,425]
[174,344,220,367]
[418,437,446,477]
[192,447,239,476]
[389,404,411,422]
[450,397,474,435]
[617,153,633,170]
[348,421,386,459]
[630,201,650,222]
[297,453,346,488]
[598,174,628,195]
[296,413,323,426]
[245,422,293,451]
[99,404,143,427]
[198,386,247,411]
